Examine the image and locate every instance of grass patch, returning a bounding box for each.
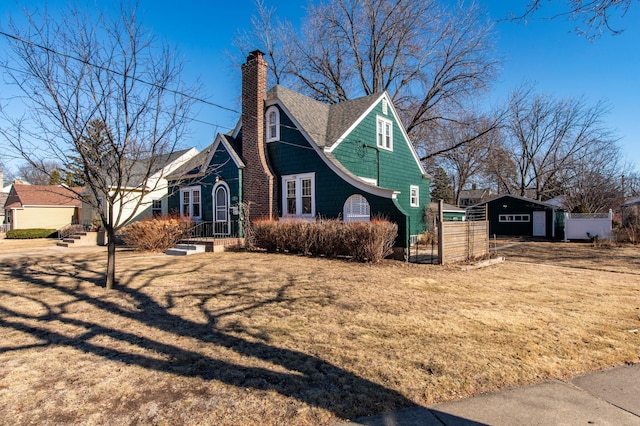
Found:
[0,241,638,424]
[5,228,57,239]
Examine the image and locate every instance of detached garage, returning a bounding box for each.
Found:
[471,194,561,239]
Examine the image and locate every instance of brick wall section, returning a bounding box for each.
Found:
[241,50,276,221]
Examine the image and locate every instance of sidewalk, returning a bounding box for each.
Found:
[336,363,640,425]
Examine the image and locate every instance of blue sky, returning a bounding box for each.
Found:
[1,0,638,171]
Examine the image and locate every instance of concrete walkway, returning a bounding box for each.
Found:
[336,363,640,425]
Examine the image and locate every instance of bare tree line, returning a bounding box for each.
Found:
[236,0,636,213]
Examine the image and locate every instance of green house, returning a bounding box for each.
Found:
[168,50,430,249]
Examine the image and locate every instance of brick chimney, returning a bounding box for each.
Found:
[241,50,276,220]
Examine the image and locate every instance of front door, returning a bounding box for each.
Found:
[213,184,229,236]
[532,211,546,237]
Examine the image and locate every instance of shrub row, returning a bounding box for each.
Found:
[249,218,397,262]
[6,229,57,239]
[120,217,191,252]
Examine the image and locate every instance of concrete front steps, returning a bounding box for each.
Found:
[165,244,206,256]
[57,231,105,247]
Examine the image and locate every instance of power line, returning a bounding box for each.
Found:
[0,31,368,146]
[0,30,240,114]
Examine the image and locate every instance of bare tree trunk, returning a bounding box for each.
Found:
[106,229,116,290]
[1,3,196,290]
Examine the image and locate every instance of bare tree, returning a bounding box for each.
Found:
[0,162,16,184]
[436,114,501,205]
[0,2,196,289]
[240,0,500,160]
[622,172,640,198]
[564,165,623,213]
[508,0,636,38]
[504,86,619,201]
[16,160,60,185]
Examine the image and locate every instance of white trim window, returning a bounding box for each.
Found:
[265,105,280,142]
[410,185,419,207]
[343,194,370,222]
[151,199,163,217]
[377,116,393,151]
[180,186,201,220]
[282,173,315,217]
[499,214,530,222]
[213,182,230,236]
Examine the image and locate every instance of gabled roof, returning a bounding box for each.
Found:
[265,85,384,149]
[459,187,493,199]
[5,184,83,209]
[471,193,559,210]
[167,134,245,181]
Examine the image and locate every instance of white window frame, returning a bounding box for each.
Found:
[212,182,230,223]
[343,194,371,222]
[265,105,280,142]
[410,185,419,207]
[180,186,202,220]
[151,199,163,217]
[281,173,315,218]
[376,116,393,151]
[499,214,530,222]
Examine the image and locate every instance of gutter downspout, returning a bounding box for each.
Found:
[362,144,380,185]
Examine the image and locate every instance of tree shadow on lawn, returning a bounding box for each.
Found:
[0,257,415,420]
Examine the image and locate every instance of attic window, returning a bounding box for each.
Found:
[377,116,393,151]
[265,106,280,142]
[382,99,388,115]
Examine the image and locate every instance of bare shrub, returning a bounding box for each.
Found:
[614,224,640,245]
[250,218,397,262]
[250,220,280,252]
[120,217,191,252]
[343,219,397,262]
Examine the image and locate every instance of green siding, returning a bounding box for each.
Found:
[268,105,427,246]
[168,142,242,226]
[330,99,430,237]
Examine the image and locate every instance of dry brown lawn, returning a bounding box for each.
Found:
[0,239,638,425]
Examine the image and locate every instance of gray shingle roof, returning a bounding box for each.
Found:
[167,135,245,181]
[266,85,381,148]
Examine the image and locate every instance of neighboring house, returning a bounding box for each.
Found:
[471,194,561,239]
[167,50,431,249]
[4,184,83,230]
[621,196,640,226]
[458,185,494,207]
[80,148,198,228]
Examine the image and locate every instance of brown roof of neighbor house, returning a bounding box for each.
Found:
[4,184,83,209]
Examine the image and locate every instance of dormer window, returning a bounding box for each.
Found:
[265,106,280,142]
